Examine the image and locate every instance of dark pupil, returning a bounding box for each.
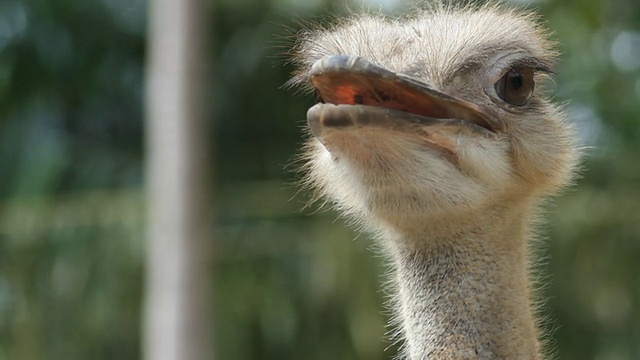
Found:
[509,71,522,89]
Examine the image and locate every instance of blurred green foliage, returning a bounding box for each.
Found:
[0,0,638,359]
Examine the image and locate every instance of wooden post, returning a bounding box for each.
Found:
[144,0,213,359]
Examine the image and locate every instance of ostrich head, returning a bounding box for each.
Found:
[291,5,579,237]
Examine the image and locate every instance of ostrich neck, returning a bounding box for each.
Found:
[386,208,541,359]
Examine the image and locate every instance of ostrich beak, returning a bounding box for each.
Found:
[307,55,503,138]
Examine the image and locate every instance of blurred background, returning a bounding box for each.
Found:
[0,0,639,359]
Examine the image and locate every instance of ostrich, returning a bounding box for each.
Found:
[290,3,579,360]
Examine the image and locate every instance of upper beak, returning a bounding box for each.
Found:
[308,55,504,133]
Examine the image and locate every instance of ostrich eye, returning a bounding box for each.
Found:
[494,67,534,106]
